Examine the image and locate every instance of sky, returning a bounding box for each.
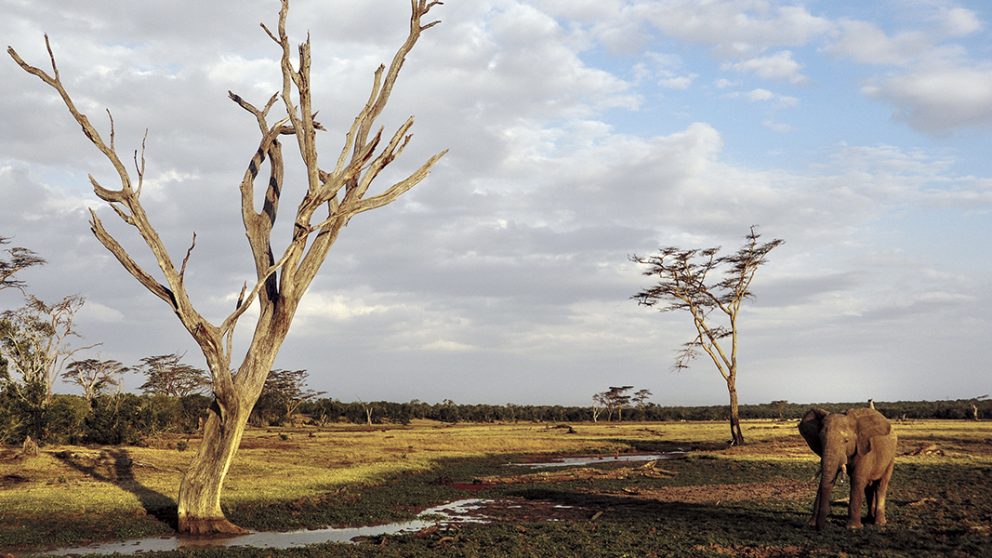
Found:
[1,0,990,407]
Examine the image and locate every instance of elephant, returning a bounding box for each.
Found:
[798,407,897,530]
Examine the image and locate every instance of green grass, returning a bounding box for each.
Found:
[3,419,991,557]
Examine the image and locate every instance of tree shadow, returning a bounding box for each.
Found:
[55,449,178,531]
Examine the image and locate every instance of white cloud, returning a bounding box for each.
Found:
[631,1,833,58]
[935,7,983,37]
[747,88,775,102]
[729,50,807,83]
[865,66,992,133]
[659,74,697,89]
[822,12,989,134]
[826,19,933,66]
[296,292,392,322]
[79,301,126,323]
[726,88,798,107]
[423,339,477,352]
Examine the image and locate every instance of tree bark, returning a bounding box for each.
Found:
[177,397,252,535]
[727,381,745,446]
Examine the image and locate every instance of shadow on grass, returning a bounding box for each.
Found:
[55,449,179,531]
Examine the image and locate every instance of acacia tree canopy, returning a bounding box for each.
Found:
[136,353,209,398]
[0,236,45,294]
[632,227,783,446]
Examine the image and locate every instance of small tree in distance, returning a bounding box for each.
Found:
[0,236,45,294]
[253,368,323,426]
[63,358,127,401]
[632,227,783,446]
[136,354,209,398]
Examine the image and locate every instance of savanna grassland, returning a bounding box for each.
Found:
[2,419,991,557]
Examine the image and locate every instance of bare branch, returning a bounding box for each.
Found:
[219,248,294,338]
[259,22,279,44]
[347,148,448,218]
[134,129,148,197]
[180,232,197,285]
[88,209,175,307]
[106,109,116,151]
[43,34,59,80]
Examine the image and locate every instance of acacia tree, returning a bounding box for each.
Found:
[0,295,93,404]
[136,354,209,398]
[632,227,783,446]
[591,392,608,422]
[63,358,127,401]
[0,237,45,294]
[607,385,634,421]
[632,388,652,420]
[252,368,323,425]
[9,0,446,534]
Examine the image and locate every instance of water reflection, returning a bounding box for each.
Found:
[34,499,491,557]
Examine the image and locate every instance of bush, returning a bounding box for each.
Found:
[85,394,149,445]
[43,395,89,444]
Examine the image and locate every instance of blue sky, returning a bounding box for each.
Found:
[1,0,990,407]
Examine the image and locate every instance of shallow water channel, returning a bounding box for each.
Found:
[511,452,685,468]
[30,499,491,557]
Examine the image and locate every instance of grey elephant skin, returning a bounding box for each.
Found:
[798,407,897,530]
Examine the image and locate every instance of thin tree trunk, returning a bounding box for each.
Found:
[177,399,251,535]
[727,380,745,446]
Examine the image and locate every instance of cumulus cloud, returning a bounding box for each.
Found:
[826,19,934,66]
[864,66,992,133]
[823,10,991,134]
[729,50,807,83]
[725,88,798,107]
[934,6,983,37]
[631,1,833,58]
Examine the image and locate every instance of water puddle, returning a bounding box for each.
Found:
[30,499,491,557]
[511,452,685,468]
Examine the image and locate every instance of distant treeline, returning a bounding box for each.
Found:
[3,393,988,446]
[298,398,992,425]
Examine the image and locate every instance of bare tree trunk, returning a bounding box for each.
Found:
[727,381,745,446]
[177,400,250,535]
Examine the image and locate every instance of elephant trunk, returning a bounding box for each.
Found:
[816,454,843,530]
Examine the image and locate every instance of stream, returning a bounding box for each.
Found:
[511,451,685,468]
[29,499,491,557]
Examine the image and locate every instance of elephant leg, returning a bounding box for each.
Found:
[808,488,820,527]
[847,479,866,529]
[874,462,895,526]
[864,482,877,524]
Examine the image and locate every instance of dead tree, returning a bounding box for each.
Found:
[632,227,783,446]
[9,0,445,534]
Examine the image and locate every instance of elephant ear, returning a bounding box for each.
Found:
[854,408,892,455]
[799,408,830,456]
